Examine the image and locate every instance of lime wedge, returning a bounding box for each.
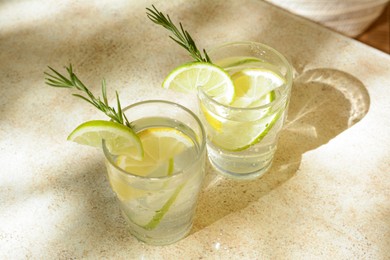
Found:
[230,68,285,108]
[163,62,235,104]
[67,120,143,159]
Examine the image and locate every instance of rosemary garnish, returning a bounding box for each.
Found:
[44,64,131,128]
[146,5,211,63]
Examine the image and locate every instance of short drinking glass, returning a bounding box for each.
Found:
[198,41,293,180]
[103,100,206,245]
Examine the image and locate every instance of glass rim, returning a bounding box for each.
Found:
[201,41,293,111]
[102,99,206,181]
[198,86,289,113]
[209,40,293,73]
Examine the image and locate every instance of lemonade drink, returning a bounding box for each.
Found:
[103,101,206,245]
[198,42,293,179]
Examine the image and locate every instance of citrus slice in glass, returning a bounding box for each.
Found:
[200,103,224,133]
[113,127,195,229]
[230,68,285,108]
[162,62,235,104]
[209,109,283,151]
[67,120,143,159]
[116,127,195,177]
[201,67,286,151]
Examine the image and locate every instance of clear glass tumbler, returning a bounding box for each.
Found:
[103,100,206,245]
[198,41,293,180]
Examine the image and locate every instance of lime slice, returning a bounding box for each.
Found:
[230,68,285,108]
[116,127,194,178]
[163,62,235,104]
[209,109,283,151]
[67,120,143,159]
[142,183,185,230]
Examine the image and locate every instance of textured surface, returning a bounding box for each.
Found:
[1,0,389,259]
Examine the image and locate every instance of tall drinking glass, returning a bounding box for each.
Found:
[198,42,293,180]
[103,100,206,245]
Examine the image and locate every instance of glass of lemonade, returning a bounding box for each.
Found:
[198,41,293,180]
[103,100,206,245]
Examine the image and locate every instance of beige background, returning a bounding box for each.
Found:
[0,0,389,258]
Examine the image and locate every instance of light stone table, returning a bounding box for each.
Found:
[1,0,389,259]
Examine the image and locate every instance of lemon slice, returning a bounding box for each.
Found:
[200,103,224,133]
[111,127,195,230]
[163,62,235,104]
[230,68,285,108]
[67,120,143,159]
[116,127,195,178]
[107,175,147,202]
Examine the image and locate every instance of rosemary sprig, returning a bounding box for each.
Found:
[44,64,131,128]
[146,5,211,63]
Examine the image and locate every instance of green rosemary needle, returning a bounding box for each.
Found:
[146,5,211,63]
[44,64,131,128]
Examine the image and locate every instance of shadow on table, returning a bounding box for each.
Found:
[192,67,370,232]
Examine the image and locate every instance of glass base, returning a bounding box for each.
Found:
[206,141,275,180]
[121,210,193,246]
[208,153,273,180]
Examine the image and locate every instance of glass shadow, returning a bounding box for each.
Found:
[193,68,370,231]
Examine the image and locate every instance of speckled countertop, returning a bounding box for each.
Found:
[1,0,389,259]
